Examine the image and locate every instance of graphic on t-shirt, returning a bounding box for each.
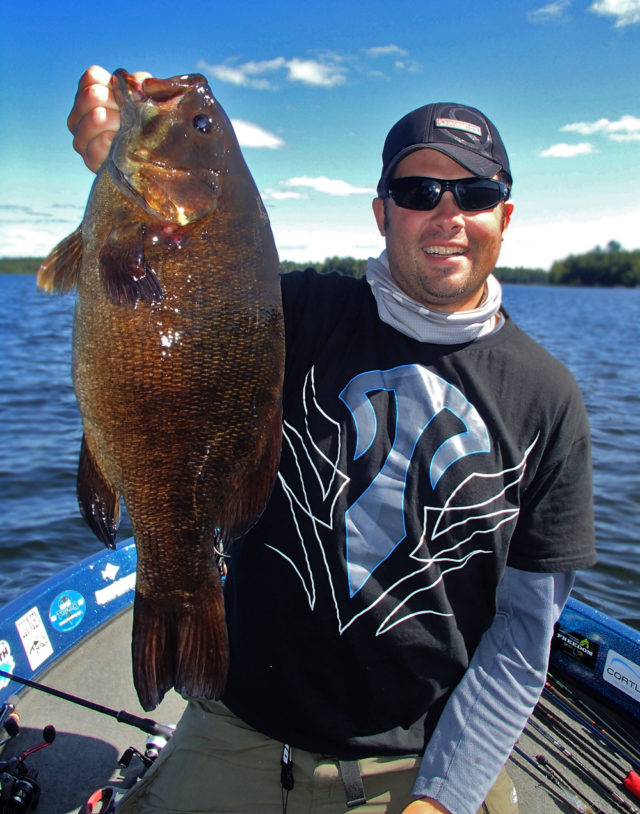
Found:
[270,363,535,636]
[339,365,491,596]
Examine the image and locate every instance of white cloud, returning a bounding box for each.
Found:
[365,44,408,58]
[502,209,640,269]
[285,58,346,87]
[199,56,346,90]
[589,0,640,27]
[274,226,384,263]
[539,142,598,157]
[527,1,572,23]
[231,119,285,149]
[561,114,640,140]
[262,189,307,201]
[202,59,286,90]
[282,177,376,196]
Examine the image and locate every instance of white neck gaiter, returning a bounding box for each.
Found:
[365,250,504,344]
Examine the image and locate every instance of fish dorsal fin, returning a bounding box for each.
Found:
[37,226,84,293]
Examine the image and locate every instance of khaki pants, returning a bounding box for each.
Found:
[117,700,517,814]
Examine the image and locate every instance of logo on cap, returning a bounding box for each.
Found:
[435,118,482,137]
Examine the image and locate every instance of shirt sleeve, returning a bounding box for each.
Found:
[411,566,575,814]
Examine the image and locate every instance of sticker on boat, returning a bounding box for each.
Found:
[0,640,15,689]
[604,649,640,702]
[15,606,54,670]
[49,590,87,632]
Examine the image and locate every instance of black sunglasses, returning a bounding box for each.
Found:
[386,176,510,212]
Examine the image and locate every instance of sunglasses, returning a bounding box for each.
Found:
[385,176,510,212]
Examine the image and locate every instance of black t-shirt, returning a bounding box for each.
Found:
[222,270,596,758]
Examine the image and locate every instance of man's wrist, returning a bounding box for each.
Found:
[401,797,452,814]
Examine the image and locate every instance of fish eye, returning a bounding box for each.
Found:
[193,114,214,134]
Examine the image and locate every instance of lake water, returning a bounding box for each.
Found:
[0,274,638,628]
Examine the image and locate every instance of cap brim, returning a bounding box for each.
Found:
[377,143,506,195]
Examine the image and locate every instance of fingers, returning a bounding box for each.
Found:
[67,66,118,173]
[67,66,151,173]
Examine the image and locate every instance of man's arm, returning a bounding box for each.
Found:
[405,567,574,814]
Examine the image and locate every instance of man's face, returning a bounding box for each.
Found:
[372,148,514,313]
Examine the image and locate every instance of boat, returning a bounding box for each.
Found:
[1,542,639,813]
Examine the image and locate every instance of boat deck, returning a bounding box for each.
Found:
[1,608,638,813]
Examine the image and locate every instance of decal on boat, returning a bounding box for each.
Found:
[552,626,599,669]
[604,649,640,701]
[49,590,86,632]
[0,640,15,689]
[95,572,136,606]
[15,606,54,670]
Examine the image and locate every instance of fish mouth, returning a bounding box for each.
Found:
[113,69,209,110]
[128,152,209,176]
[107,155,219,225]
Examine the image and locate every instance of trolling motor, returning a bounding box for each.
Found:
[0,725,55,813]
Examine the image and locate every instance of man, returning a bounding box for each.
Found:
[68,68,596,814]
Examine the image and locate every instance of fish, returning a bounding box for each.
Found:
[37,70,284,711]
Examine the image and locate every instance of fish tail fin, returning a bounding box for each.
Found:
[132,576,228,712]
[37,226,84,293]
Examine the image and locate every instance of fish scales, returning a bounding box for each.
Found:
[38,70,284,710]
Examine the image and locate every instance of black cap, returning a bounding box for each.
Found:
[377,102,511,195]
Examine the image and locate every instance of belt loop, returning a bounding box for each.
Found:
[338,760,367,808]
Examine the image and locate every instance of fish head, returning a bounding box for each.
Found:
[108,70,236,225]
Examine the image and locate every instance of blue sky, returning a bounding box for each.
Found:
[2,0,639,270]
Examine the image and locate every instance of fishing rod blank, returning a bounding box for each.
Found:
[542,686,640,774]
[545,676,640,797]
[0,668,173,738]
[540,691,640,802]
[527,718,639,813]
[512,744,595,813]
[535,703,624,780]
[548,674,640,765]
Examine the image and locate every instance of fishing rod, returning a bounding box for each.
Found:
[527,717,639,813]
[547,673,640,766]
[542,685,640,774]
[0,668,173,739]
[541,689,640,802]
[512,743,596,813]
[534,751,610,814]
[534,703,624,786]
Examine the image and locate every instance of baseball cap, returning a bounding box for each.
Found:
[377,102,511,196]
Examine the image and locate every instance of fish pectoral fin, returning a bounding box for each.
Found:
[37,226,84,293]
[99,223,163,307]
[77,435,121,549]
[131,575,228,711]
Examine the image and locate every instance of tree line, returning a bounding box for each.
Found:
[2,244,639,287]
[548,241,640,287]
[280,257,549,284]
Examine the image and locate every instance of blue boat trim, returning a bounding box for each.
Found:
[550,596,640,720]
[0,540,137,705]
